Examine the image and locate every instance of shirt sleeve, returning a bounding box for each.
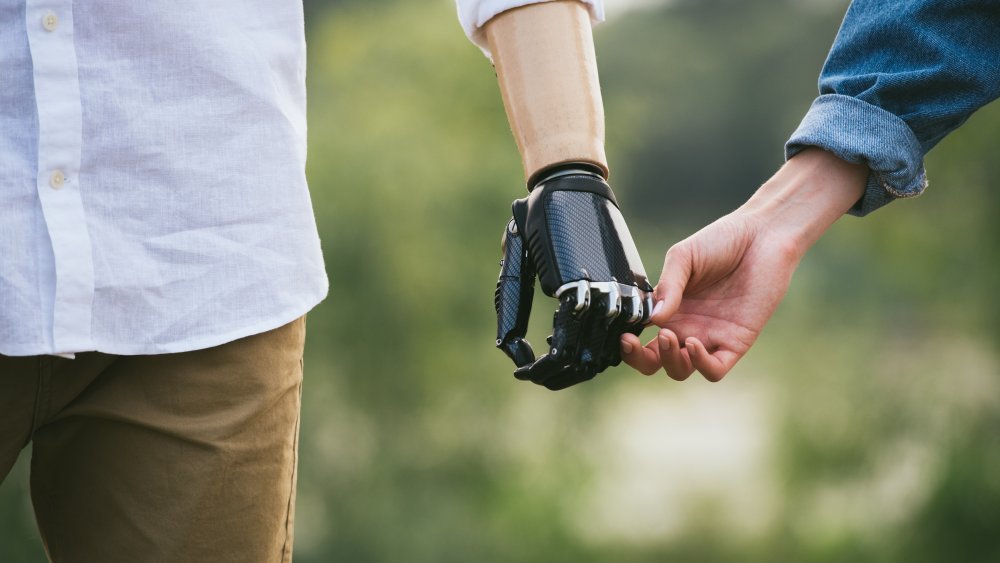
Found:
[785,0,1000,216]
[456,0,605,59]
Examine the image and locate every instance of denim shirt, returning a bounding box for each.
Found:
[785,0,1000,216]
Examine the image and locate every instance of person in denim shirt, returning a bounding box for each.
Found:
[619,0,1000,381]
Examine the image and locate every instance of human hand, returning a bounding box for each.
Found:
[620,149,868,381]
[495,166,654,390]
[619,209,799,381]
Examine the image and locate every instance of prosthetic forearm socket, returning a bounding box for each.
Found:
[485,1,608,185]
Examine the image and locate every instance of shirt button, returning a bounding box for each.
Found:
[49,170,66,190]
[42,11,58,32]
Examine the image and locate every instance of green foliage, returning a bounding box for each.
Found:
[0,457,46,562]
[3,1,999,561]
[600,0,849,232]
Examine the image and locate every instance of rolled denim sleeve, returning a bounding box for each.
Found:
[786,0,1000,216]
[456,0,605,59]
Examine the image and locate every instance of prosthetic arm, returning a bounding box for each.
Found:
[487,1,653,390]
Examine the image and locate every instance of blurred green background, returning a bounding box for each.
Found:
[4,0,1000,561]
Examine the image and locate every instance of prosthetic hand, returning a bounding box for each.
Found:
[495,165,653,390]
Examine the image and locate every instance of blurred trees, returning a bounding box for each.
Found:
[3,0,1000,561]
[600,0,846,230]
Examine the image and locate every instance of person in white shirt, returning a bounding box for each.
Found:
[0,0,611,560]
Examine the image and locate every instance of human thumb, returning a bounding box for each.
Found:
[650,244,691,326]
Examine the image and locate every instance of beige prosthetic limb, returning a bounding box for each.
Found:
[485,1,608,185]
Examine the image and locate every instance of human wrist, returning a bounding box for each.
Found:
[741,148,867,258]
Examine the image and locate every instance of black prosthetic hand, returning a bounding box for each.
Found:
[494,165,654,390]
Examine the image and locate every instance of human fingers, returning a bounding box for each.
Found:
[620,333,661,376]
[650,244,692,326]
[684,337,740,382]
[658,328,694,381]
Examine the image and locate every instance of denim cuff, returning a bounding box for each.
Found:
[785,94,928,216]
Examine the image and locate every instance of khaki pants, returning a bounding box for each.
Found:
[0,317,305,563]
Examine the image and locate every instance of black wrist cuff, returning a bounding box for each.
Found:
[527,162,606,192]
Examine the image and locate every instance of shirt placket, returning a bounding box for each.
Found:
[25,0,95,353]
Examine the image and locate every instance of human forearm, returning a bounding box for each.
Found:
[742,148,868,259]
[484,1,607,184]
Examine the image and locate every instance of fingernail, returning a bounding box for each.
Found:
[658,330,670,350]
[685,338,697,353]
[621,340,633,354]
[651,300,664,318]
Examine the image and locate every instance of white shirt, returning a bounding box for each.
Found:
[1,0,325,356]
[0,0,603,357]
[456,0,605,58]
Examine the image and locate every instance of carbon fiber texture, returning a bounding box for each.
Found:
[494,279,522,340]
[543,191,634,284]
